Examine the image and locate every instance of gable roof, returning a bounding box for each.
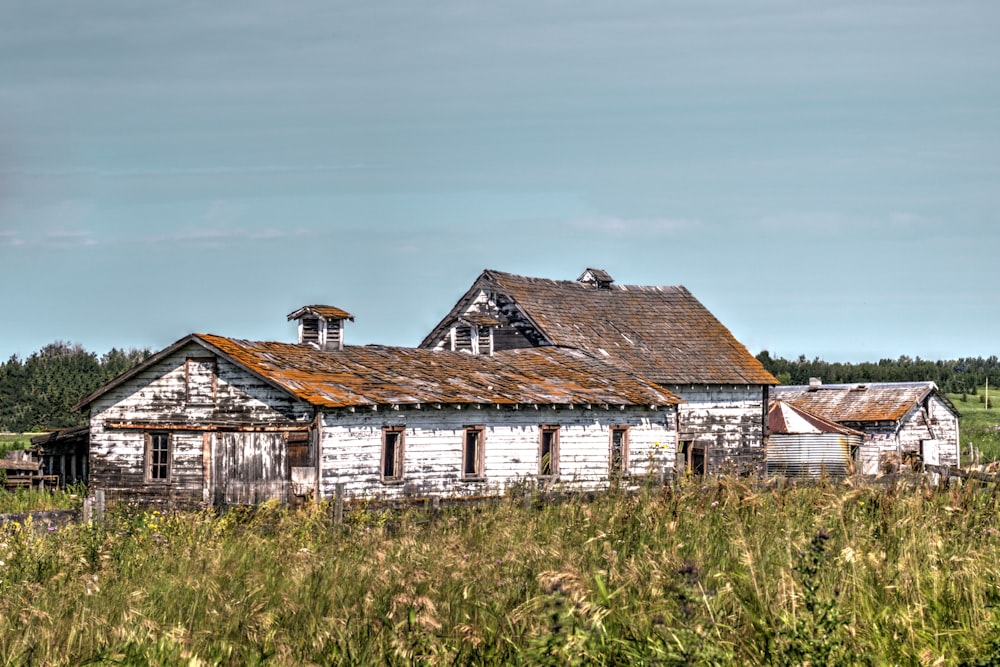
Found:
[770,381,959,423]
[420,269,777,386]
[768,400,864,436]
[286,305,354,321]
[75,333,682,412]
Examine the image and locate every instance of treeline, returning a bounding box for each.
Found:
[0,342,151,433]
[756,351,1000,394]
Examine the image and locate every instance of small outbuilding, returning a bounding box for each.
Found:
[770,380,960,475]
[766,400,864,477]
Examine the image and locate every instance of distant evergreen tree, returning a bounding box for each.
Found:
[755,351,999,394]
[0,342,151,432]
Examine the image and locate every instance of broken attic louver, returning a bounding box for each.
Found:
[287,305,354,351]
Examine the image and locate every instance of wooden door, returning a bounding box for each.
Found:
[213,432,288,506]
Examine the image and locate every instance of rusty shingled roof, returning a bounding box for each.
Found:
[196,335,681,409]
[422,270,777,386]
[286,305,354,321]
[770,382,958,423]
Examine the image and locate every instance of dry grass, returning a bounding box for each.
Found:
[1,478,999,664]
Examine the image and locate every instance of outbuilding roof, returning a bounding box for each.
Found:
[75,334,682,411]
[421,269,777,386]
[770,381,959,423]
[768,400,864,435]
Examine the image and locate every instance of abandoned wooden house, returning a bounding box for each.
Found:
[769,380,960,475]
[73,307,681,506]
[420,268,778,475]
[766,400,865,478]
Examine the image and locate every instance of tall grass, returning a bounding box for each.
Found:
[1,479,999,664]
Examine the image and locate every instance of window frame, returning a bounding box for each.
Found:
[145,432,172,483]
[609,425,630,477]
[538,425,560,477]
[462,426,486,481]
[185,357,218,405]
[381,426,406,484]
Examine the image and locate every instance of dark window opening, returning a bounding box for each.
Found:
[382,427,405,482]
[539,426,559,476]
[463,427,485,479]
[610,426,629,476]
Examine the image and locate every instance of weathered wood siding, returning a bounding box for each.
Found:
[318,406,676,500]
[89,342,312,505]
[428,290,536,353]
[845,394,960,472]
[669,384,766,474]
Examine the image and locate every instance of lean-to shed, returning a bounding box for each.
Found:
[766,401,864,477]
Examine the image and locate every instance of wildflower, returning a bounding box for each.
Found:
[711,501,719,507]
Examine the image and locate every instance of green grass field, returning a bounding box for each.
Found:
[948,388,1000,462]
[2,480,1000,664]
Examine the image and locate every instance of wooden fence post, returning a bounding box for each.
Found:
[95,490,105,524]
[333,483,344,525]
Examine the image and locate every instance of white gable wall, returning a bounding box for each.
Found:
[89,342,313,504]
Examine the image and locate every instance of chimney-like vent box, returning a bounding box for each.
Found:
[287,305,354,351]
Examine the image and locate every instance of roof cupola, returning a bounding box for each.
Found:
[287,305,354,351]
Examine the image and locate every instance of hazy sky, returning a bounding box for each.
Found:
[1,1,998,363]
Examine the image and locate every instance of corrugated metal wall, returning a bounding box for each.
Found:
[766,434,864,477]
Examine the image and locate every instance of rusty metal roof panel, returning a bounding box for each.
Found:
[768,400,864,435]
[286,305,354,321]
[196,335,682,409]
[428,270,777,386]
[770,382,954,423]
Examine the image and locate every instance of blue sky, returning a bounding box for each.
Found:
[1,1,998,363]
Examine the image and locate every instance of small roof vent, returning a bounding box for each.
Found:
[807,377,822,391]
[577,268,614,290]
[287,305,354,351]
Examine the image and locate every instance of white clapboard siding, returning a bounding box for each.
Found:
[319,406,676,500]
[670,385,766,451]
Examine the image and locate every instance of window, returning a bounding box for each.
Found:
[539,426,560,476]
[382,426,406,483]
[186,357,217,404]
[145,432,171,482]
[678,441,705,476]
[463,426,485,479]
[610,426,629,477]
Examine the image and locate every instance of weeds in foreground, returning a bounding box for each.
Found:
[0,480,998,664]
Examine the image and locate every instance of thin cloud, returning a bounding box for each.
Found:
[44,230,99,247]
[569,216,700,237]
[0,231,24,247]
[142,226,315,246]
